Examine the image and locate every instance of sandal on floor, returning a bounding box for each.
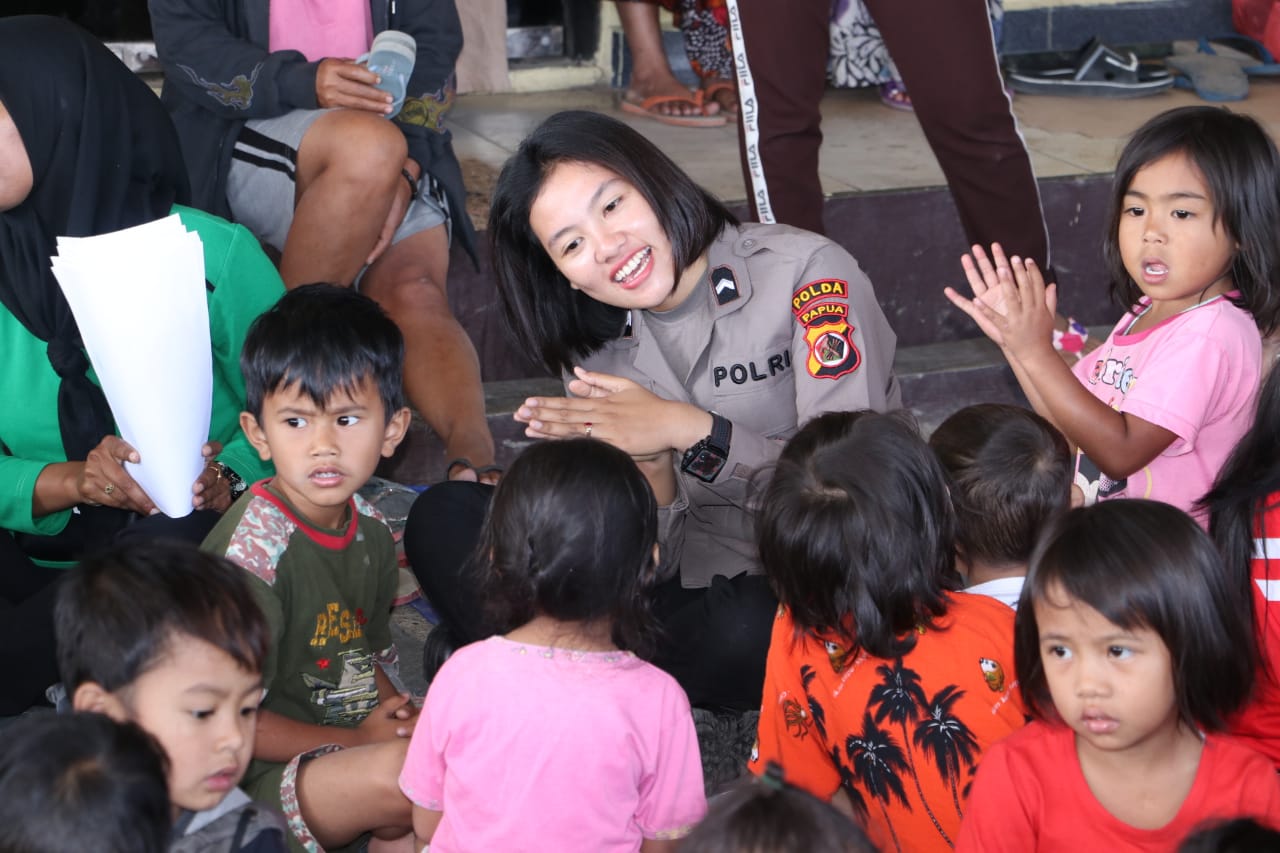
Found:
[1166,52,1249,101]
[1172,35,1280,77]
[619,89,727,128]
[701,79,740,119]
[445,458,504,483]
[878,79,914,112]
[1007,38,1173,98]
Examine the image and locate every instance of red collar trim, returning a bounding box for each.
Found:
[249,481,358,550]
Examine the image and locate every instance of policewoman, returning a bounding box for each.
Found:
[406,110,898,711]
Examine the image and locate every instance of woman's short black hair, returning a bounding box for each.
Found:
[56,539,270,693]
[0,712,171,853]
[488,110,737,376]
[757,410,957,659]
[677,765,876,853]
[1015,500,1256,730]
[1102,106,1280,334]
[930,403,1071,568]
[472,438,662,656]
[241,283,406,421]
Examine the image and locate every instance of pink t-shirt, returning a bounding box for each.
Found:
[1071,294,1260,518]
[268,0,372,62]
[400,636,707,852]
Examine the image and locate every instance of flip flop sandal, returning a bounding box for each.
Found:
[618,90,728,128]
[1007,38,1174,98]
[700,79,740,119]
[1172,35,1280,77]
[445,458,504,483]
[877,80,914,112]
[1166,52,1249,101]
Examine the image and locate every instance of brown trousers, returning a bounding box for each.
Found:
[728,0,1051,269]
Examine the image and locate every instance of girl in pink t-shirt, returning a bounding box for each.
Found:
[947,106,1280,518]
[957,500,1280,852]
[399,439,706,852]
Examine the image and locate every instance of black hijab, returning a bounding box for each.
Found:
[0,15,190,462]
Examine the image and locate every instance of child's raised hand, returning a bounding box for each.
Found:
[998,256,1058,359]
[946,243,1016,345]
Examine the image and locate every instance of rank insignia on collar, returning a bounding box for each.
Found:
[711,265,739,305]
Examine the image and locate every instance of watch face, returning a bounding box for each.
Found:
[685,447,727,482]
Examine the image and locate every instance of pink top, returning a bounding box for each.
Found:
[400,636,707,852]
[1070,294,1260,519]
[268,0,371,62]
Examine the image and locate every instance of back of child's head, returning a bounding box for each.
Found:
[678,765,877,853]
[241,282,406,421]
[1015,500,1255,731]
[1103,106,1280,333]
[474,438,661,655]
[0,712,171,853]
[1178,818,1280,853]
[56,538,269,693]
[929,404,1071,570]
[757,410,956,659]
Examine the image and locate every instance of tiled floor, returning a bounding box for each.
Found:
[449,78,1280,211]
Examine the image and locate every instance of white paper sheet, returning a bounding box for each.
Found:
[51,214,211,518]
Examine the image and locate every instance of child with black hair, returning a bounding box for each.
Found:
[929,403,1073,609]
[1202,362,1280,767]
[677,762,877,853]
[948,106,1280,518]
[202,284,415,851]
[55,539,286,852]
[957,501,1280,851]
[750,411,1025,853]
[0,712,172,853]
[399,439,707,851]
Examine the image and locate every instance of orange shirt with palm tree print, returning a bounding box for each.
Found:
[750,592,1026,853]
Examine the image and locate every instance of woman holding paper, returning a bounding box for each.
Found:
[0,16,285,714]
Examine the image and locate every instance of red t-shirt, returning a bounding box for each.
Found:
[750,592,1026,853]
[1228,494,1280,766]
[956,721,1280,852]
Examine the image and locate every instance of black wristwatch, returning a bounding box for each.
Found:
[680,412,732,483]
[214,462,248,502]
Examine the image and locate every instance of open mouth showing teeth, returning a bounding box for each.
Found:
[613,247,652,282]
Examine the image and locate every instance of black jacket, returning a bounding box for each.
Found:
[148,0,476,260]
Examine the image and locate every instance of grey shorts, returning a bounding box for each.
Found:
[226,109,450,265]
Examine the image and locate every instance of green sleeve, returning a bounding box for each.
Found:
[0,456,70,537]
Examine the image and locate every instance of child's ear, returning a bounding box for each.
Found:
[240,411,272,461]
[381,407,412,458]
[72,682,128,721]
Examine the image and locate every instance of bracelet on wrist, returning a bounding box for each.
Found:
[401,168,419,200]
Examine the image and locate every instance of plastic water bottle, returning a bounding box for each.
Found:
[359,30,416,118]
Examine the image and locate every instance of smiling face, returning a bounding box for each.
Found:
[103,633,263,815]
[241,378,409,529]
[1036,582,1183,761]
[1118,151,1237,322]
[528,161,706,313]
[0,99,34,212]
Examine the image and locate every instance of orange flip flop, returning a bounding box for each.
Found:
[619,89,727,128]
[700,79,740,120]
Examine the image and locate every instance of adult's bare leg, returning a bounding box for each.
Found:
[616,1,711,117]
[361,224,495,478]
[281,110,407,287]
